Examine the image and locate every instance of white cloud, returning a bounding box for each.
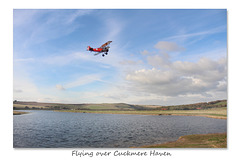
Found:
[13,73,45,101]
[119,60,143,66]
[166,26,226,41]
[13,9,39,27]
[126,56,227,98]
[126,68,175,85]
[56,74,102,91]
[103,16,126,42]
[56,84,66,91]
[66,10,93,24]
[141,50,150,55]
[126,41,227,102]
[14,10,93,46]
[154,41,185,52]
[147,54,171,68]
[13,89,23,93]
[42,52,85,66]
[13,58,35,62]
[66,74,101,89]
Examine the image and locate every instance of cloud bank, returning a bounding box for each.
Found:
[126,41,227,103]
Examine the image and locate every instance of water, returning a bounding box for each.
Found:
[13,110,227,148]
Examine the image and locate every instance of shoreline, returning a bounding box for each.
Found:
[169,114,226,120]
[135,133,227,148]
[54,110,227,120]
[13,111,29,115]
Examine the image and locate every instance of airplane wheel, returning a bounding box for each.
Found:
[102,54,105,57]
[105,52,108,55]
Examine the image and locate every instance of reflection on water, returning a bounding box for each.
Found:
[13,110,227,148]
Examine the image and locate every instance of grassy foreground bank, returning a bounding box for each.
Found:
[138,133,227,148]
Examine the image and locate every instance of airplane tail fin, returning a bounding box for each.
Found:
[87,46,93,51]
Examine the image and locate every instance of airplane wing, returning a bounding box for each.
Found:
[100,41,112,48]
[94,52,100,56]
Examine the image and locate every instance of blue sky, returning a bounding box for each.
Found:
[13,9,227,105]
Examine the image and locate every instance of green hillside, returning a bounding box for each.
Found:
[13,100,227,111]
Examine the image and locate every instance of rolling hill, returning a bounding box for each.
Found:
[13,100,227,111]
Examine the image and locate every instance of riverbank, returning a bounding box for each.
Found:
[13,111,29,115]
[54,107,227,120]
[137,133,227,148]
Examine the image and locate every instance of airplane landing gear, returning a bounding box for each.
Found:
[102,54,105,57]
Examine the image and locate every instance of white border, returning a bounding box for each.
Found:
[1,0,240,161]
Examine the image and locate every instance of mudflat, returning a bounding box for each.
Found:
[13,111,29,115]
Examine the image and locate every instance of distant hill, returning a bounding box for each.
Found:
[161,100,227,110]
[13,100,227,111]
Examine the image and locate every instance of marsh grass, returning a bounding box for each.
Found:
[139,133,227,148]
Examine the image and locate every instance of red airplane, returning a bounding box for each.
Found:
[87,41,112,57]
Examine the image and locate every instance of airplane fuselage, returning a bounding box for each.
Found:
[87,46,109,53]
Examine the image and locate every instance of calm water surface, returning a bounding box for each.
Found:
[13,110,227,148]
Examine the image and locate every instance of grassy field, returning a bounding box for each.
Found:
[13,104,50,109]
[55,107,227,119]
[139,133,227,148]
